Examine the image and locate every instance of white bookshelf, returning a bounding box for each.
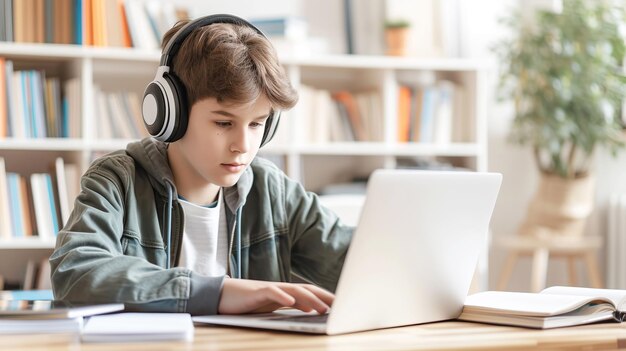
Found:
[0,43,491,284]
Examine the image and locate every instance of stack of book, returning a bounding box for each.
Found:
[396,80,468,144]
[93,87,147,140]
[0,0,190,49]
[297,85,383,143]
[0,300,123,334]
[0,58,81,139]
[0,157,79,241]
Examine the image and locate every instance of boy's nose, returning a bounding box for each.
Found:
[230,129,250,154]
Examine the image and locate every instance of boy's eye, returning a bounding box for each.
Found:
[250,122,264,128]
[215,121,232,128]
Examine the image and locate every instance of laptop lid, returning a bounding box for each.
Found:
[193,170,501,335]
[325,169,501,334]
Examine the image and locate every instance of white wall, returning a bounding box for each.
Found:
[465,0,626,290]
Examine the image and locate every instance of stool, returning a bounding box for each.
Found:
[495,235,603,292]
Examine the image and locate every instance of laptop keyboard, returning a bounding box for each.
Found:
[267,314,329,323]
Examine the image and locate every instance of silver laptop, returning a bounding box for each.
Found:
[193,169,502,335]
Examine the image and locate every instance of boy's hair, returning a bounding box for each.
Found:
[161,20,298,110]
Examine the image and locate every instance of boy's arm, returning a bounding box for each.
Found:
[284,178,354,292]
[49,167,224,315]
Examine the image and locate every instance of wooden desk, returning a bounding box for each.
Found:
[2,321,626,351]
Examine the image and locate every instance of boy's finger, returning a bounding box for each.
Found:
[283,285,330,314]
[262,285,296,307]
[301,285,335,307]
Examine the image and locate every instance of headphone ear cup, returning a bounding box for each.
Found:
[163,73,189,142]
[260,111,281,147]
[142,82,167,138]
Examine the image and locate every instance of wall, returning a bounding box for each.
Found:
[470,0,626,290]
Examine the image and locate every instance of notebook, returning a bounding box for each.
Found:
[194,169,502,335]
[81,313,194,342]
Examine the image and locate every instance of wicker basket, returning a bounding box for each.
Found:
[517,173,595,238]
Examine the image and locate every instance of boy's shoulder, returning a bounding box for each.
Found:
[85,149,136,176]
[250,157,286,182]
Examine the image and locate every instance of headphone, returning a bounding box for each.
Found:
[142,14,281,146]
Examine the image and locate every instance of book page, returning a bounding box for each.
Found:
[541,286,626,311]
[464,291,613,317]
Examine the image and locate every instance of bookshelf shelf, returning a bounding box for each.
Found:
[0,43,160,62]
[281,54,492,71]
[278,142,481,156]
[0,238,56,249]
[0,138,86,151]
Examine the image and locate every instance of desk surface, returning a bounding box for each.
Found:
[3,320,626,351]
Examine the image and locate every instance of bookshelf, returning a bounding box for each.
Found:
[0,42,490,288]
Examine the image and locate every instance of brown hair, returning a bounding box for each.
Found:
[161,20,298,110]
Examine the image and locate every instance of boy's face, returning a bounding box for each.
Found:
[171,96,272,189]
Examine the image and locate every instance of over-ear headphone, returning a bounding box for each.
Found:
[142,14,281,146]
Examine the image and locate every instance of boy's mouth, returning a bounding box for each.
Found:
[221,163,246,173]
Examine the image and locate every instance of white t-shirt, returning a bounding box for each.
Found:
[177,191,228,276]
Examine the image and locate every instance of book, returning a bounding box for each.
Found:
[0,316,83,334]
[0,289,53,300]
[22,259,37,290]
[81,313,194,342]
[30,173,57,239]
[249,17,308,40]
[53,157,70,226]
[0,157,12,239]
[0,300,124,319]
[459,286,626,329]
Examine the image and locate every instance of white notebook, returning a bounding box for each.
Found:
[81,313,194,342]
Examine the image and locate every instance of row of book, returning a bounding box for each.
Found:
[298,85,384,143]
[0,157,79,239]
[297,82,470,144]
[94,87,147,140]
[0,0,80,44]
[0,0,189,49]
[0,58,81,138]
[397,81,470,144]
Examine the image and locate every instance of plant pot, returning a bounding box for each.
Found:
[385,27,409,56]
[517,173,595,238]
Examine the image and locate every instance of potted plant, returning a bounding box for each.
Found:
[495,0,626,237]
[384,19,410,56]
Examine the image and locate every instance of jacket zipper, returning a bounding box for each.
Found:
[227,211,237,277]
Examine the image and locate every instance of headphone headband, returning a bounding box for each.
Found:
[160,14,265,67]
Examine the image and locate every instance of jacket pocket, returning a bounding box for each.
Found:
[121,233,166,266]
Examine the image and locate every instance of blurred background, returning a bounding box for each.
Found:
[0,0,625,294]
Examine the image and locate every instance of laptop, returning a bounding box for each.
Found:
[193,169,502,335]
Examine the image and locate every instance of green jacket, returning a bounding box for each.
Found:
[50,138,353,315]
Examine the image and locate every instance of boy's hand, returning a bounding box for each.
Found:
[218,278,334,315]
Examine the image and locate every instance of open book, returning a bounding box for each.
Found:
[459,286,626,329]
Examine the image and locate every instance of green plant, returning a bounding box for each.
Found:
[495,0,626,178]
[384,19,411,29]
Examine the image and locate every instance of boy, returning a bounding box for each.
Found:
[50,15,353,316]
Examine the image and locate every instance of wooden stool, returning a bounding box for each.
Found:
[495,235,603,292]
